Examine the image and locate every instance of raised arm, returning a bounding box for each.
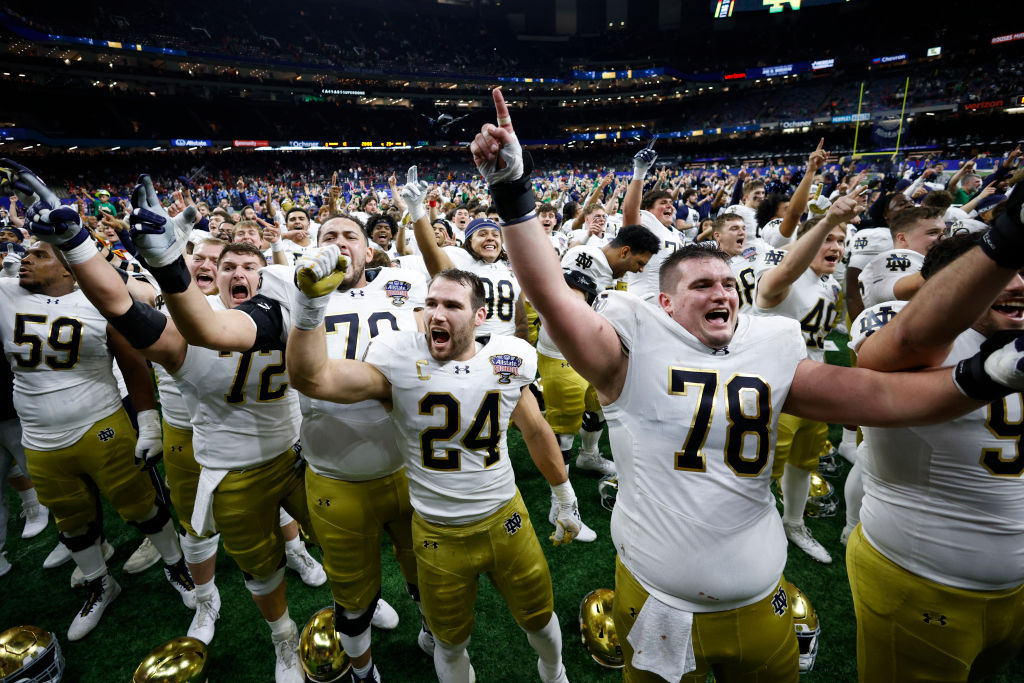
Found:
[403,167,453,277]
[756,187,865,309]
[778,139,828,240]
[623,144,657,226]
[857,188,1024,371]
[469,89,626,400]
[284,246,392,403]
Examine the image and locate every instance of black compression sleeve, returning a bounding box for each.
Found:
[235,295,287,351]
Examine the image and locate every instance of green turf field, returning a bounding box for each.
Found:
[2,333,1023,681]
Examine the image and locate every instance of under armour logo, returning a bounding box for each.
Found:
[770,585,788,616]
[45,298,60,304]
[885,254,913,272]
[256,302,270,310]
[504,512,523,535]
[629,607,637,619]
[317,498,331,507]
[169,445,183,452]
[422,540,438,549]
[97,427,115,442]
[454,365,470,374]
[349,290,365,297]
[574,253,594,270]
[922,613,947,626]
[711,347,730,355]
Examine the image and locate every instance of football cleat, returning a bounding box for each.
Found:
[272,620,304,683]
[123,538,161,574]
[68,574,121,641]
[575,450,616,476]
[786,582,821,673]
[578,588,624,669]
[351,664,381,683]
[805,473,839,519]
[370,599,399,631]
[43,542,72,570]
[299,607,350,682]
[0,624,65,682]
[164,558,197,609]
[286,544,327,587]
[188,588,220,645]
[131,636,208,683]
[20,501,49,539]
[70,541,115,588]
[784,522,832,565]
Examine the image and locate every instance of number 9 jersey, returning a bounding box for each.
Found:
[0,279,122,450]
[596,290,807,612]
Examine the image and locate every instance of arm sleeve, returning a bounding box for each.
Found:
[235,295,287,351]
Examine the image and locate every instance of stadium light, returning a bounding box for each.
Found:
[68,146,77,151]
[110,146,120,151]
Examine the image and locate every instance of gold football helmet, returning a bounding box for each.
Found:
[131,637,208,683]
[0,625,65,683]
[805,471,838,518]
[579,589,623,669]
[785,582,820,673]
[299,607,351,682]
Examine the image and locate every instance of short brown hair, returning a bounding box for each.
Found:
[217,241,267,267]
[430,268,486,311]
[889,206,943,241]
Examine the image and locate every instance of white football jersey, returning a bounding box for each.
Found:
[753,255,841,362]
[536,245,615,360]
[858,248,924,308]
[153,300,190,431]
[861,328,1024,590]
[568,229,612,249]
[365,331,535,525]
[846,227,894,271]
[261,265,427,480]
[623,210,682,303]
[549,232,569,258]
[728,238,772,312]
[759,218,793,248]
[171,295,300,469]
[597,291,806,611]
[0,281,122,450]
[445,249,522,339]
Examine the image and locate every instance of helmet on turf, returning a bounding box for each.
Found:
[299,607,351,682]
[130,637,208,683]
[0,626,64,683]
[786,582,820,673]
[805,471,838,518]
[578,589,623,669]
[598,475,618,511]
[817,449,841,478]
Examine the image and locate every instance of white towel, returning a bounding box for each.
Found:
[627,595,697,682]
[191,467,230,537]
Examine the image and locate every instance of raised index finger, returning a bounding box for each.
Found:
[492,88,513,132]
[815,138,824,152]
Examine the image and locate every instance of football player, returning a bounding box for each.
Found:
[858,205,945,308]
[848,203,1024,682]
[622,150,682,303]
[285,262,584,683]
[752,181,864,565]
[711,213,766,311]
[0,236,195,641]
[119,202,429,681]
[470,88,1024,681]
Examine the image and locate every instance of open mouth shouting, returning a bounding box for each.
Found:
[195,271,215,292]
[705,307,731,329]
[991,299,1024,322]
[229,281,251,304]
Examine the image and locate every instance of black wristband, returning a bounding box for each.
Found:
[144,255,192,294]
[977,188,1024,269]
[490,151,537,223]
[952,329,1023,401]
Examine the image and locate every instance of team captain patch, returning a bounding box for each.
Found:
[384,279,412,306]
[490,353,523,384]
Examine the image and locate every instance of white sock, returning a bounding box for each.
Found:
[279,508,294,527]
[352,661,374,679]
[840,428,858,461]
[195,579,217,601]
[16,488,38,507]
[781,465,812,526]
[555,433,574,452]
[144,518,183,564]
[338,613,372,659]
[68,537,107,582]
[284,535,304,553]
[580,428,601,454]
[434,637,471,683]
[525,612,563,679]
[267,609,294,638]
[844,460,864,531]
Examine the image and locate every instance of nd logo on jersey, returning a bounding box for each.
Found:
[384,280,412,306]
[885,254,913,272]
[489,354,523,384]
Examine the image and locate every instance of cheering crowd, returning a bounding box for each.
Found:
[1,89,1024,683]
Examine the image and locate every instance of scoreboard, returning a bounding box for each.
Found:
[713,0,853,18]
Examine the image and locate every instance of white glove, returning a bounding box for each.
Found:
[1,245,24,277]
[807,194,832,216]
[134,409,163,469]
[549,481,582,546]
[983,333,1024,391]
[475,127,525,186]
[128,175,197,267]
[400,166,430,223]
[632,148,658,181]
[294,245,348,330]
